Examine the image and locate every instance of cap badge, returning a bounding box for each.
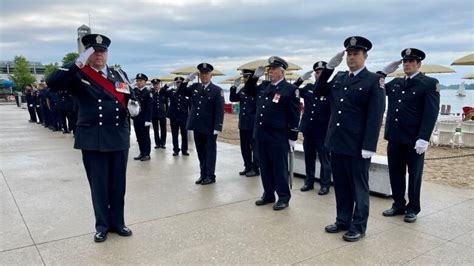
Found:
[96,35,103,44]
[203,63,207,69]
[317,62,322,67]
[406,48,412,55]
[350,37,357,46]
[269,56,275,63]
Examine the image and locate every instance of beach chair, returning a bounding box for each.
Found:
[435,120,459,147]
[446,105,452,115]
[461,121,474,147]
[440,104,446,115]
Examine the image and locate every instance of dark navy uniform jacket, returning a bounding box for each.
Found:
[57,91,75,112]
[132,87,153,124]
[229,86,257,130]
[317,67,386,157]
[162,85,190,123]
[151,89,168,119]
[244,78,300,142]
[384,73,440,144]
[177,82,224,135]
[46,63,133,152]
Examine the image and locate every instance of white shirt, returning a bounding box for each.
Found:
[350,67,365,77]
[271,78,284,86]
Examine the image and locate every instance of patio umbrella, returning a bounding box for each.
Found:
[388,64,456,77]
[284,72,301,81]
[462,73,474,79]
[219,75,242,85]
[451,53,474,66]
[151,74,183,82]
[237,59,302,71]
[171,65,225,76]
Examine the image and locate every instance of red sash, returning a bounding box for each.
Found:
[81,65,126,108]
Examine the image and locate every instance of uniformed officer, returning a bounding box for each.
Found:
[293,61,333,195]
[243,56,300,211]
[46,33,138,242]
[177,63,225,185]
[57,90,76,133]
[150,78,169,149]
[25,85,38,123]
[38,82,51,128]
[46,88,61,131]
[229,69,259,177]
[132,73,153,161]
[317,36,386,241]
[162,76,190,156]
[33,85,43,124]
[379,48,440,223]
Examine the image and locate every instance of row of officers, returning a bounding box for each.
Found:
[46,33,439,243]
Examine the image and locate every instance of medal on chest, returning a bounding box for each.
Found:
[272,93,281,103]
[115,82,130,94]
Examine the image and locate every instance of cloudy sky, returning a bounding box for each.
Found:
[0,0,473,85]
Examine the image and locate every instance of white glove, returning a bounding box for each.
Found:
[186,71,199,82]
[414,139,429,154]
[253,66,265,78]
[145,121,152,127]
[127,99,140,117]
[288,140,296,149]
[213,130,220,135]
[300,70,313,81]
[327,51,345,69]
[361,149,375,159]
[233,77,241,88]
[75,47,95,68]
[382,60,402,75]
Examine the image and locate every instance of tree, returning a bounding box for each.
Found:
[62,52,79,65]
[43,63,59,80]
[10,56,35,92]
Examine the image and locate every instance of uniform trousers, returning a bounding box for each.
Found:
[170,119,188,153]
[152,117,167,147]
[133,122,151,156]
[194,132,217,179]
[258,141,290,203]
[303,135,331,187]
[239,129,259,171]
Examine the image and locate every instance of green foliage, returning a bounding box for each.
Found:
[62,52,79,65]
[43,63,59,80]
[10,56,36,92]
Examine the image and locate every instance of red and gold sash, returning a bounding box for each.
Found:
[81,65,126,108]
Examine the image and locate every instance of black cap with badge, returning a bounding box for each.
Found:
[135,73,148,81]
[344,36,372,51]
[312,61,327,70]
[266,56,288,70]
[81,34,111,51]
[401,48,426,61]
[197,63,214,73]
[150,78,161,85]
[174,77,185,82]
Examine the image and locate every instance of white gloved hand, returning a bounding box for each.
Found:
[300,70,313,81]
[327,51,345,69]
[288,140,296,149]
[253,66,265,78]
[75,47,95,68]
[361,149,375,159]
[145,121,152,127]
[233,77,241,88]
[186,71,199,82]
[127,99,141,117]
[213,130,220,135]
[382,60,402,75]
[414,139,429,154]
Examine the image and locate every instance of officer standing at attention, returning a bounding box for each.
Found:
[293,61,333,195]
[46,33,139,242]
[317,36,386,242]
[132,73,153,161]
[25,84,38,123]
[150,78,169,149]
[229,69,260,177]
[243,56,300,211]
[378,48,440,223]
[177,63,225,185]
[162,77,190,156]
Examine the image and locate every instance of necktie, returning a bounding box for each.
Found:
[349,73,355,78]
[99,71,107,79]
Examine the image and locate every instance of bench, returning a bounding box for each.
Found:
[293,144,394,197]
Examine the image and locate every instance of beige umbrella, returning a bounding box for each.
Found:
[451,53,474,66]
[171,65,225,76]
[219,75,242,85]
[237,59,302,71]
[462,73,474,79]
[284,72,301,81]
[151,74,183,82]
[388,64,456,77]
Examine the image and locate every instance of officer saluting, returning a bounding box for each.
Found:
[317,36,386,242]
[132,73,153,161]
[177,63,225,185]
[379,48,440,223]
[46,33,139,242]
[229,69,259,177]
[293,61,333,195]
[243,56,300,211]
[150,78,168,149]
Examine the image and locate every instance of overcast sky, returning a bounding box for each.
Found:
[0,0,473,85]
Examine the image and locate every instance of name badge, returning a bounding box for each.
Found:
[272,93,281,103]
[115,82,130,94]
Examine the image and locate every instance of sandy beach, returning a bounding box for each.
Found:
[218,113,474,189]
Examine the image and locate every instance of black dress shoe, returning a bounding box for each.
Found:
[255,198,275,206]
[172,152,179,156]
[140,155,151,161]
[160,145,166,149]
[300,184,314,192]
[110,226,133,236]
[273,201,289,211]
[133,154,143,160]
[245,170,259,177]
[404,213,417,223]
[182,151,190,156]
[343,231,365,242]
[201,178,215,185]
[383,207,406,217]
[94,231,108,243]
[239,169,250,175]
[154,145,159,149]
[195,176,204,184]
[324,223,348,233]
[318,186,330,195]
